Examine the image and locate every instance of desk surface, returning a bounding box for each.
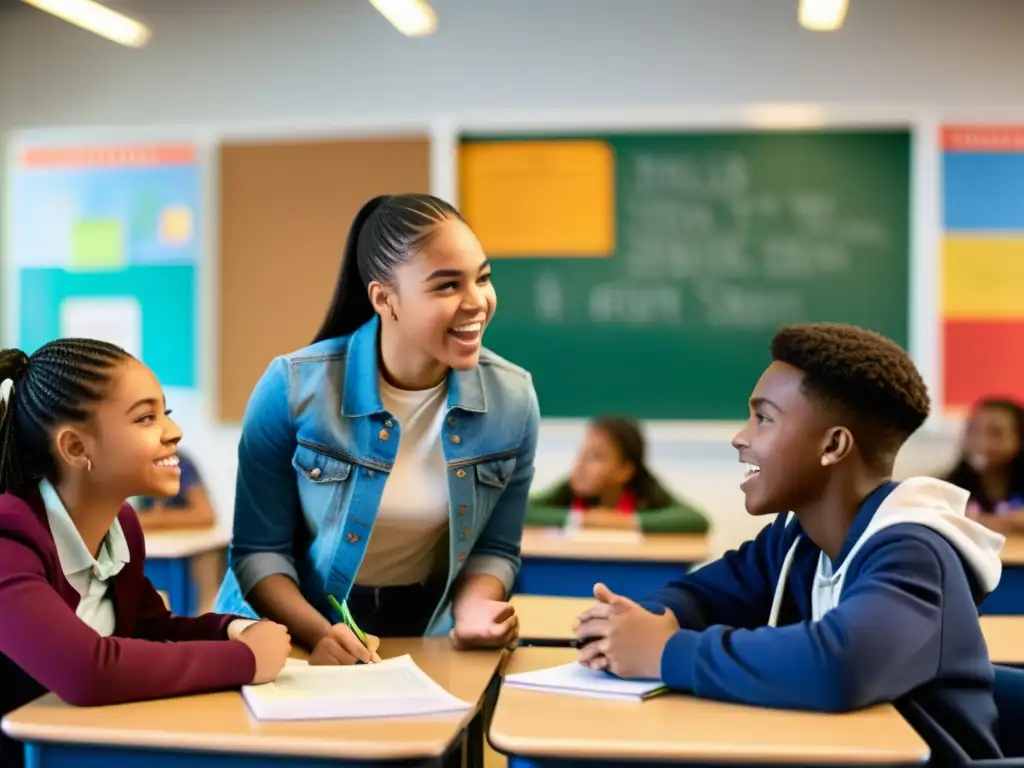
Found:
[3,638,503,761]
[513,595,590,642]
[1001,535,1024,565]
[490,648,929,765]
[982,615,1024,664]
[144,527,232,558]
[520,528,709,563]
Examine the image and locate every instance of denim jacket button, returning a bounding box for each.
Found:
[310,468,321,479]
[458,552,467,561]
[347,532,360,543]
[458,505,467,515]
[456,469,466,478]
[378,429,389,440]
[384,419,394,428]
[449,434,461,444]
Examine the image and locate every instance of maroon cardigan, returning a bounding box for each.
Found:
[0,487,256,765]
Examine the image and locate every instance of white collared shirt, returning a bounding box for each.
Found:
[39,479,130,637]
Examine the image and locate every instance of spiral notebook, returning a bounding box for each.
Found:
[504,661,667,701]
[242,655,472,720]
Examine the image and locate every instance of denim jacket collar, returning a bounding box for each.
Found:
[342,315,487,418]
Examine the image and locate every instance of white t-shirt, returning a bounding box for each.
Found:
[355,375,451,587]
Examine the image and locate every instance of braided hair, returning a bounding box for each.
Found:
[0,339,131,493]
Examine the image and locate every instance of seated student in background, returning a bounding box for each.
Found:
[525,416,709,534]
[574,324,1005,764]
[943,398,1024,534]
[0,341,289,768]
[134,451,225,613]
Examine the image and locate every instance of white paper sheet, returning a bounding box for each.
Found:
[504,661,665,701]
[59,297,142,358]
[242,654,472,721]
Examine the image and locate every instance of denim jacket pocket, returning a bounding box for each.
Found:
[291,443,355,534]
[292,443,354,483]
[472,454,517,522]
[475,456,516,490]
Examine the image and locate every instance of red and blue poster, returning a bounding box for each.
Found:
[941,125,1024,414]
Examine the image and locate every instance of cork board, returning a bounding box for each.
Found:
[216,135,431,423]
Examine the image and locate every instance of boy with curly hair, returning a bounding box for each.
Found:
[575,323,1005,763]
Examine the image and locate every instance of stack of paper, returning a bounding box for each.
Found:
[504,661,666,701]
[242,654,472,721]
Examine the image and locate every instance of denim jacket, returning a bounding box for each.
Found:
[214,317,540,635]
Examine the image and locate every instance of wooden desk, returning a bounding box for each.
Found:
[979,535,1024,615]
[143,528,230,616]
[3,638,504,768]
[489,648,929,767]
[512,595,590,645]
[515,528,708,599]
[982,615,1024,665]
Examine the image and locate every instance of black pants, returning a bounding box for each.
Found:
[345,580,445,637]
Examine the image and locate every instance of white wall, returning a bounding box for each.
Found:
[2,0,1021,553]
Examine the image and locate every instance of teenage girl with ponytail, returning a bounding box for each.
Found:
[215,194,540,664]
[527,416,710,534]
[0,341,290,768]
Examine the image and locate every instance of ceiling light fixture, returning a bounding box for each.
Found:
[21,0,151,48]
[798,0,849,31]
[368,0,437,37]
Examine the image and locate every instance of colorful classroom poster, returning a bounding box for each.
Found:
[941,126,1024,414]
[11,143,199,387]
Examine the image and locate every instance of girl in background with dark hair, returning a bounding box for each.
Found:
[526,417,709,534]
[944,398,1024,533]
[0,340,289,768]
[216,194,540,665]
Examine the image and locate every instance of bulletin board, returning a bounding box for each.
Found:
[10,143,200,387]
[216,135,432,423]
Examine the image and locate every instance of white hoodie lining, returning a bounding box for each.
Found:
[767,477,1005,627]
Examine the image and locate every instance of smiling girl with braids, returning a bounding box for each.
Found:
[0,340,290,768]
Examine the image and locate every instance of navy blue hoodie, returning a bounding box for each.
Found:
[641,477,1006,764]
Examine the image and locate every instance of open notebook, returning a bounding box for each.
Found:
[242,655,472,721]
[504,661,666,701]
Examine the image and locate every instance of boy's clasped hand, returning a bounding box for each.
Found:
[573,583,679,680]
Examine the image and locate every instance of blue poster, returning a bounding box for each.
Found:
[12,144,200,387]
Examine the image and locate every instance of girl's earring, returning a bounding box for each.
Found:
[86,459,92,473]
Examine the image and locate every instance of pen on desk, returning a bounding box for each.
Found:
[327,594,372,663]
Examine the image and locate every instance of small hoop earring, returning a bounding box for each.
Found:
[86,459,92,473]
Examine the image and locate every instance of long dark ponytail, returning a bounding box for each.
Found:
[313,193,465,342]
[0,339,130,493]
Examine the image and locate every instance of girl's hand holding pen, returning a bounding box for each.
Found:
[309,623,382,665]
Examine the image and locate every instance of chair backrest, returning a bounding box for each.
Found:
[994,665,1024,757]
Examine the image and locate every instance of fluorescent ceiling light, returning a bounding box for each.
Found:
[369,0,437,37]
[22,0,151,47]
[798,0,849,31]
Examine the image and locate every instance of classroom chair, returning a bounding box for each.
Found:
[964,665,1024,766]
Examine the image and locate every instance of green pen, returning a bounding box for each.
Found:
[327,594,371,662]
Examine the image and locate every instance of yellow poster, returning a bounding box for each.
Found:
[459,140,615,258]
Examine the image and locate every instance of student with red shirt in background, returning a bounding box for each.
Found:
[525,416,709,534]
[0,340,290,768]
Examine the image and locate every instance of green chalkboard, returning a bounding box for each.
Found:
[462,130,911,420]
